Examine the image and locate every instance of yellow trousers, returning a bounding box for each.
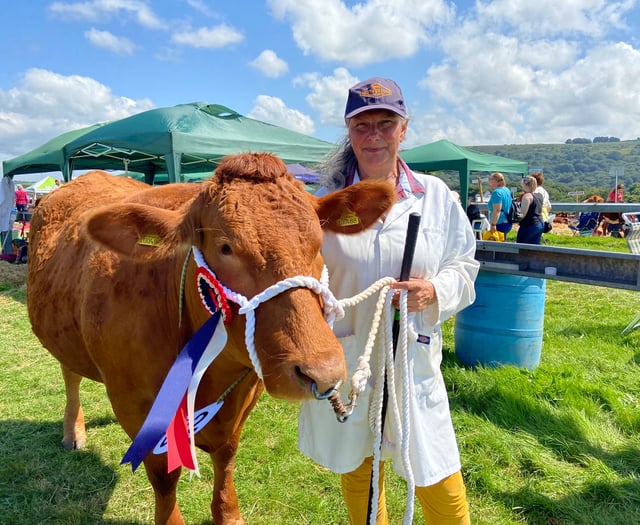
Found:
[341,457,470,524]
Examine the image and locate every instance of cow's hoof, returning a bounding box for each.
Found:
[62,438,86,450]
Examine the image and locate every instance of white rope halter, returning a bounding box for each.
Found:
[192,247,344,379]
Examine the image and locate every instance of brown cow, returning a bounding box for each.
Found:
[26,153,395,525]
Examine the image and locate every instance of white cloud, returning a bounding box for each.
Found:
[185,0,215,17]
[49,0,165,29]
[476,0,633,38]
[250,50,289,78]
[171,25,244,48]
[528,42,640,130]
[295,67,359,126]
[248,95,316,135]
[85,28,135,54]
[0,69,154,160]
[407,0,640,145]
[268,0,453,66]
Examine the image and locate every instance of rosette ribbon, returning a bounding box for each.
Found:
[121,249,231,475]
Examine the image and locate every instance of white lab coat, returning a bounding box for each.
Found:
[298,171,479,487]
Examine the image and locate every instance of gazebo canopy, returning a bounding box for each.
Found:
[3,102,336,183]
[3,123,106,178]
[401,139,528,201]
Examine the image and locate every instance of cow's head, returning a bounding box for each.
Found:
[83,153,395,400]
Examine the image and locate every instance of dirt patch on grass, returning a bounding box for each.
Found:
[0,261,28,288]
[549,221,574,236]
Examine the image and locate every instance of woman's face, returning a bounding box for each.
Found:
[347,110,407,168]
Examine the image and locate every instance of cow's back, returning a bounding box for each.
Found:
[27,172,163,380]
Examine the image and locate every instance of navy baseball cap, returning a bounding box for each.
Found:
[344,77,407,119]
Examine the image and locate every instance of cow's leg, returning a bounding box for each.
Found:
[60,364,87,450]
[211,438,244,525]
[207,378,263,525]
[143,456,184,525]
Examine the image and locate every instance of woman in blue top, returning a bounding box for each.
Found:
[487,172,512,239]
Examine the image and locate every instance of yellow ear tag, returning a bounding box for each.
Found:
[138,233,161,246]
[336,208,360,227]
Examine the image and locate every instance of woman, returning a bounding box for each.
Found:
[531,171,551,223]
[487,172,512,240]
[298,77,479,524]
[608,183,624,203]
[14,184,29,212]
[516,176,544,244]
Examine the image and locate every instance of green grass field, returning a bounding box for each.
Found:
[1,233,639,524]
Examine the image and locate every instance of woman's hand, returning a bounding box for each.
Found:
[390,278,437,312]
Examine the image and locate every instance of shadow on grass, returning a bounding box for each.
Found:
[441,350,640,525]
[0,285,27,304]
[497,478,640,525]
[0,418,145,525]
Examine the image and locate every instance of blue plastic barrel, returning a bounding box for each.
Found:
[455,271,546,370]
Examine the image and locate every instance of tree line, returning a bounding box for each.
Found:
[565,137,624,144]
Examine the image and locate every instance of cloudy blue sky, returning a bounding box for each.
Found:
[2,0,640,168]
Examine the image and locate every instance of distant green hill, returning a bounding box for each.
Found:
[465,140,640,202]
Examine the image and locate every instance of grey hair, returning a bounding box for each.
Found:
[316,136,356,192]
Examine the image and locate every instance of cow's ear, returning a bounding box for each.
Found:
[314,180,395,234]
[83,203,181,260]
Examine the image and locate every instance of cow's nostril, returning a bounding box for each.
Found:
[294,366,312,387]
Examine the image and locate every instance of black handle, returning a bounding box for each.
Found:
[399,213,421,282]
[393,212,422,334]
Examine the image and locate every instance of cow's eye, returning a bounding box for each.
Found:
[220,244,232,255]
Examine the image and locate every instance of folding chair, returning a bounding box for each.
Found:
[568,212,599,236]
[622,213,640,254]
[472,215,490,240]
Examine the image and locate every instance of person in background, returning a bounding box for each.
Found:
[14,184,29,212]
[516,176,544,244]
[608,183,624,203]
[298,77,478,525]
[598,182,625,236]
[487,172,512,240]
[531,171,551,223]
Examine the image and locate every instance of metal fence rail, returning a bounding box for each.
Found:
[475,241,640,291]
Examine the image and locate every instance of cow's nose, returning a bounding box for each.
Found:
[294,364,345,399]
